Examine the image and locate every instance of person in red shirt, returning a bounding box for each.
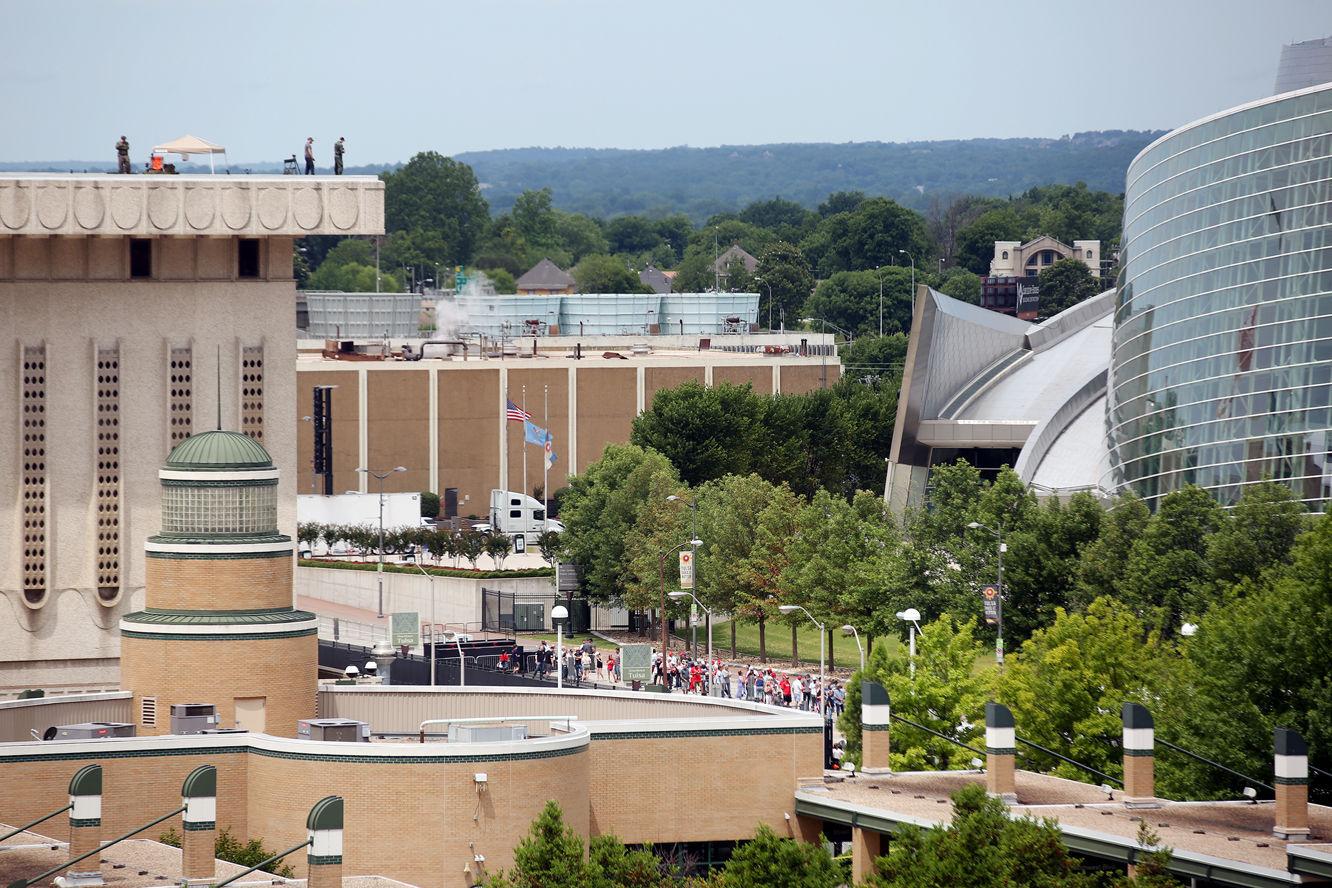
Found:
[780,676,792,707]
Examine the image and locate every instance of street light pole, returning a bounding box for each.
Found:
[779,604,825,718]
[840,625,864,673]
[410,561,437,686]
[357,465,407,619]
[967,521,1006,666]
[895,248,916,318]
[667,494,699,655]
[876,266,883,336]
[669,591,713,679]
[658,537,703,671]
[896,608,921,678]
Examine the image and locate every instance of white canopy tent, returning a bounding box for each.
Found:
[151,134,227,173]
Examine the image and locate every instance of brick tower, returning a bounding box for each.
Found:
[119,430,316,736]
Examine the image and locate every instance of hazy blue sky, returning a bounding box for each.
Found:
[3,0,1326,163]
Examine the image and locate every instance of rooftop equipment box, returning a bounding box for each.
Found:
[56,722,136,740]
[297,718,370,742]
[448,724,528,743]
[170,703,219,735]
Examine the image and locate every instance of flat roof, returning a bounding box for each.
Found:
[0,174,384,237]
[797,769,1332,886]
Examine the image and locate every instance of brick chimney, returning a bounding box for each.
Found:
[1122,703,1158,808]
[1274,727,1310,840]
[861,680,891,773]
[986,702,1017,802]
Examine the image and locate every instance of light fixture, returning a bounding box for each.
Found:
[1180,622,1198,637]
[896,608,921,622]
[778,604,799,614]
[668,591,690,600]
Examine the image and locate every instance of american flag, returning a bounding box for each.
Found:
[506,400,531,423]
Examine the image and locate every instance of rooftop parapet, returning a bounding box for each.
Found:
[0,174,384,238]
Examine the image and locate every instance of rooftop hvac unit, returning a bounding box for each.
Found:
[55,722,136,740]
[170,703,219,735]
[297,718,370,742]
[448,724,529,743]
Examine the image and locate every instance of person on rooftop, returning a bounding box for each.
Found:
[116,135,130,174]
[304,137,315,175]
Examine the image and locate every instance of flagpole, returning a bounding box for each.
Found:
[543,384,550,521]
[522,385,528,501]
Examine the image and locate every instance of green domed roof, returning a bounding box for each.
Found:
[166,430,273,470]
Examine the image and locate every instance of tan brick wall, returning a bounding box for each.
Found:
[0,753,248,850]
[68,820,100,861]
[851,825,882,884]
[987,752,1015,798]
[182,825,216,880]
[438,368,500,511]
[1275,783,1309,835]
[120,633,316,737]
[367,369,431,495]
[246,746,590,888]
[863,727,890,771]
[308,860,343,888]
[575,367,635,473]
[145,556,293,611]
[713,365,774,392]
[1123,755,1154,800]
[645,367,704,409]
[295,370,360,498]
[505,368,570,497]
[778,364,835,394]
[585,731,822,843]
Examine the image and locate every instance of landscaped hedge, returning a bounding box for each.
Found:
[298,558,553,580]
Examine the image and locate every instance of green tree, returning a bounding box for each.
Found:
[717,824,841,888]
[554,212,610,264]
[817,191,866,217]
[754,241,815,329]
[1072,494,1150,610]
[1118,485,1223,635]
[484,801,588,887]
[605,216,664,255]
[573,253,650,293]
[802,267,915,338]
[419,491,440,519]
[1203,481,1307,589]
[998,598,1174,783]
[305,261,402,293]
[630,382,764,486]
[1160,513,1332,800]
[954,207,1025,274]
[937,269,982,304]
[840,334,908,384]
[1036,258,1103,318]
[483,267,517,294]
[381,152,489,265]
[869,784,1098,888]
[317,237,374,269]
[511,188,559,250]
[559,444,680,605]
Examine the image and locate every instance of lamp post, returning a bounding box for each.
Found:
[967,520,1006,666]
[667,494,700,655]
[799,317,854,389]
[669,590,713,679]
[551,604,569,689]
[895,608,921,677]
[755,276,775,331]
[899,249,915,309]
[658,538,704,668]
[840,624,864,673]
[778,604,825,719]
[356,465,407,619]
[875,265,884,336]
[410,562,438,687]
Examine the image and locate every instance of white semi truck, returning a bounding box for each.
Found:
[489,490,564,544]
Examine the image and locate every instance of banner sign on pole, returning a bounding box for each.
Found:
[391,611,420,648]
[557,563,580,592]
[678,550,694,590]
[620,644,653,684]
[980,584,1001,626]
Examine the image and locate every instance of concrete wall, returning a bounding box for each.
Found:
[0,244,297,689]
[296,357,839,512]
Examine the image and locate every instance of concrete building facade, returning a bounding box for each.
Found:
[0,174,384,689]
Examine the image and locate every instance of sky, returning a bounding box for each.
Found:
[2,0,1327,163]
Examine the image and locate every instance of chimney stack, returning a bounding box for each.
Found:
[861,681,891,773]
[986,702,1017,802]
[1274,727,1311,840]
[1121,703,1158,807]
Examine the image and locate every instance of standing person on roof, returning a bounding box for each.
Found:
[333,137,346,175]
[115,136,130,174]
[304,137,315,174]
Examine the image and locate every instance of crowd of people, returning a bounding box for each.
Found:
[487,638,847,718]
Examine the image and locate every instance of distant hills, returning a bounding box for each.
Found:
[2,131,1164,223]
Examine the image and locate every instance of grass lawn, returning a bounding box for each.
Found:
[702,619,898,669]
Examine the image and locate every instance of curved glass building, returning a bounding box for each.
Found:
[1107,84,1332,508]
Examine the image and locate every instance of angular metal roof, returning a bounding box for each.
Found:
[516,258,574,291]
